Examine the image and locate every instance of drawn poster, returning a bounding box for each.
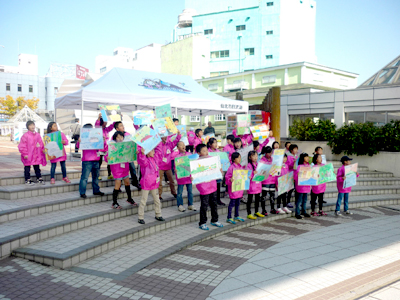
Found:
[175,155,191,179]
[190,156,222,185]
[278,172,294,196]
[317,163,336,185]
[237,114,251,127]
[108,141,135,165]
[298,166,319,186]
[132,110,155,126]
[201,132,215,144]
[270,149,285,176]
[344,163,358,189]
[237,144,254,167]
[155,103,172,119]
[209,152,230,172]
[132,125,161,154]
[232,170,251,192]
[79,128,104,150]
[250,124,269,141]
[99,104,121,122]
[152,118,169,138]
[237,127,250,135]
[43,131,63,160]
[165,117,178,135]
[252,163,273,182]
[176,125,189,145]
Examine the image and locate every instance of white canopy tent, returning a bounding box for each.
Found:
[54,68,248,123]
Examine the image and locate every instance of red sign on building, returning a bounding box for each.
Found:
[76,65,89,79]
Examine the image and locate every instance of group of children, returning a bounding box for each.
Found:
[19,117,359,229]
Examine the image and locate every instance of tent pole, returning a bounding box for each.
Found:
[81,100,84,126]
[175,107,178,119]
[200,110,202,130]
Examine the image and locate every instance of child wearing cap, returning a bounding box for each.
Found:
[335,156,359,216]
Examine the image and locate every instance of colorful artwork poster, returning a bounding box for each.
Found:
[201,132,215,144]
[190,156,222,185]
[155,103,172,119]
[237,144,254,167]
[152,118,169,138]
[132,110,155,126]
[315,163,335,184]
[176,125,189,145]
[344,163,358,189]
[43,131,63,160]
[79,128,104,150]
[270,149,285,176]
[209,152,230,172]
[252,163,273,182]
[99,104,121,122]
[237,127,250,135]
[298,166,319,186]
[165,117,178,135]
[250,124,269,141]
[132,125,161,155]
[232,170,251,192]
[108,141,135,165]
[278,172,294,196]
[175,155,191,179]
[237,114,251,127]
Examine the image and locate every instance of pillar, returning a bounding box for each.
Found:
[270,87,281,144]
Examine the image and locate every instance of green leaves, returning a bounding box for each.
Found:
[289,119,336,142]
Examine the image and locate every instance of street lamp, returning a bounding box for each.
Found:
[237,34,242,73]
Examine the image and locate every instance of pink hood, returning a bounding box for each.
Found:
[18,131,47,167]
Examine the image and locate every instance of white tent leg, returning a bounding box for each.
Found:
[81,100,84,125]
[175,107,178,119]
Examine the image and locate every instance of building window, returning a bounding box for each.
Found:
[190,116,200,122]
[6,83,10,91]
[100,67,107,73]
[204,29,213,35]
[211,50,229,59]
[262,75,276,83]
[366,112,386,126]
[54,87,58,95]
[214,114,225,121]
[266,30,273,35]
[266,55,273,59]
[208,84,218,91]
[346,112,365,124]
[244,48,255,56]
[210,71,229,77]
[267,2,274,6]
[29,85,33,93]
[18,84,22,92]
[113,50,118,56]
[236,25,246,31]
[388,111,400,122]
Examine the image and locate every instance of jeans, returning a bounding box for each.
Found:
[24,165,41,181]
[295,193,308,215]
[227,198,241,219]
[79,161,100,195]
[199,192,218,226]
[336,193,349,212]
[177,184,193,207]
[50,161,67,179]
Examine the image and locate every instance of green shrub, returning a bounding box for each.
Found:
[289,118,336,141]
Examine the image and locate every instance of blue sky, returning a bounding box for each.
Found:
[0,0,399,85]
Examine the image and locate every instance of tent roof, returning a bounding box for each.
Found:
[55,68,248,116]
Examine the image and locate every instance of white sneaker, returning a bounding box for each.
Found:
[335,211,342,216]
[345,210,353,215]
[283,207,292,214]
[178,205,186,212]
[277,208,286,215]
[188,205,197,211]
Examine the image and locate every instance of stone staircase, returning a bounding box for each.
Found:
[0,161,399,277]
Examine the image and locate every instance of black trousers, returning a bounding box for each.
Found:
[186,145,194,153]
[99,155,111,176]
[24,165,41,181]
[247,193,260,215]
[311,192,324,211]
[277,192,287,208]
[287,189,297,203]
[262,184,276,209]
[199,192,218,226]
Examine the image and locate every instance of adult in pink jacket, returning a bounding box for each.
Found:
[155,133,181,199]
[293,153,311,219]
[137,147,164,224]
[18,121,47,185]
[335,156,360,215]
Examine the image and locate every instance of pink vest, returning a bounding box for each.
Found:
[18,131,47,167]
[225,163,245,199]
[311,164,327,194]
[187,131,195,145]
[193,136,202,149]
[260,156,275,185]
[294,163,311,193]
[246,162,262,194]
[137,152,160,190]
[172,151,192,185]
[110,162,130,179]
[336,165,359,193]
[275,164,289,190]
[155,134,181,170]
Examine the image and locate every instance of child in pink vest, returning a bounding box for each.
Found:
[46,122,70,184]
[193,129,203,149]
[173,141,196,212]
[260,146,275,215]
[285,144,299,209]
[294,153,311,219]
[186,127,196,153]
[18,121,47,185]
[311,154,327,216]
[137,147,164,224]
[246,151,263,219]
[207,138,226,206]
[223,135,235,153]
[225,152,245,224]
[195,144,223,231]
[77,124,104,199]
[108,131,136,209]
[335,156,360,216]
[275,154,291,214]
